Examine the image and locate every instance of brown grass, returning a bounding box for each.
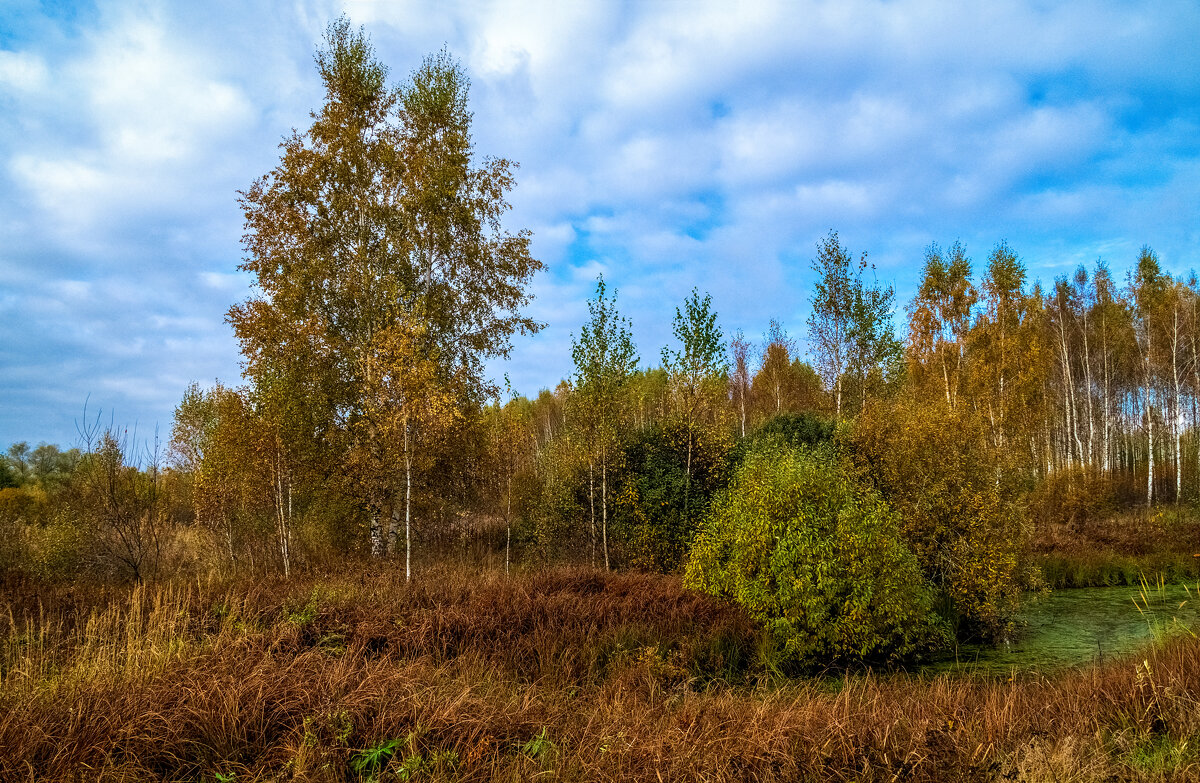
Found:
[2,566,1199,781]
[1034,507,1200,587]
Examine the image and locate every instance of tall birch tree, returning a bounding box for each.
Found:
[228,20,542,575]
[572,275,638,570]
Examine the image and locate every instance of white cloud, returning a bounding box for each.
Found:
[82,20,252,163]
[3,0,1200,444]
[5,9,255,248]
[0,50,49,93]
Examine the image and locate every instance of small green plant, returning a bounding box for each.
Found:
[521,726,553,760]
[317,632,347,656]
[283,588,323,627]
[428,749,459,769]
[1124,734,1188,775]
[350,737,402,779]
[333,711,354,746]
[301,710,354,750]
[395,753,426,780]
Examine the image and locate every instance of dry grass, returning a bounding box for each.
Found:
[1034,507,1200,587]
[2,566,1199,781]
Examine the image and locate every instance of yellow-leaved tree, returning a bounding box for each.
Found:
[228,19,542,578]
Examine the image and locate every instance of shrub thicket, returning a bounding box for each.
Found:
[685,443,946,665]
[848,397,1034,639]
[745,411,835,453]
[614,420,733,572]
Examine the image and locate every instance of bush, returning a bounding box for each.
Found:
[614,421,733,572]
[516,436,590,563]
[847,397,1033,640]
[746,412,835,453]
[684,443,945,666]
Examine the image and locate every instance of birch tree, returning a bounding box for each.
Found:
[1130,247,1167,506]
[907,242,976,409]
[759,319,795,417]
[572,275,638,570]
[228,20,542,571]
[808,231,857,420]
[729,331,752,438]
[662,288,727,531]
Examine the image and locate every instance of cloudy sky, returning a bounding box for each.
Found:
[2,0,1198,448]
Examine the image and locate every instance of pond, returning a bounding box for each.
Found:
[924,581,1200,675]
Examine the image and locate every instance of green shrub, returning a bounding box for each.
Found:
[684,444,946,665]
[614,421,733,572]
[515,435,590,563]
[746,412,835,453]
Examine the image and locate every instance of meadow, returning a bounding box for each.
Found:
[3,563,1199,782]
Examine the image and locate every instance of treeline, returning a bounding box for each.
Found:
[907,242,1200,507]
[7,237,1188,646]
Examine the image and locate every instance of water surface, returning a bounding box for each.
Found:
[925,583,1199,675]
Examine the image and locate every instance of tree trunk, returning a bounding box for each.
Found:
[684,426,694,526]
[1081,313,1095,468]
[404,416,413,582]
[601,457,610,572]
[1058,313,1083,469]
[941,353,952,408]
[388,507,401,556]
[1172,305,1183,504]
[1192,309,1200,502]
[588,460,596,568]
[1102,317,1112,474]
[1146,378,1155,507]
[505,475,512,577]
[273,448,291,578]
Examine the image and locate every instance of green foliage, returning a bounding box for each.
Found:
[662,288,727,390]
[283,588,324,627]
[808,232,903,419]
[3,442,80,491]
[0,486,59,576]
[746,412,835,454]
[349,737,402,779]
[849,397,1032,639]
[0,456,19,490]
[614,420,733,572]
[521,726,554,760]
[230,21,543,566]
[685,443,945,665]
[572,275,639,403]
[516,435,589,561]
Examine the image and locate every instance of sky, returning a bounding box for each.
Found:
[2,0,1199,449]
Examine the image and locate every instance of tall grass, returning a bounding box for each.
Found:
[1033,506,1200,588]
[1,566,1199,781]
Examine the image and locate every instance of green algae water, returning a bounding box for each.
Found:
[925,582,1200,675]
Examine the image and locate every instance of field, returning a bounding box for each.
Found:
[2,565,1199,782]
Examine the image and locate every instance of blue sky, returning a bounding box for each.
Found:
[2,0,1199,449]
